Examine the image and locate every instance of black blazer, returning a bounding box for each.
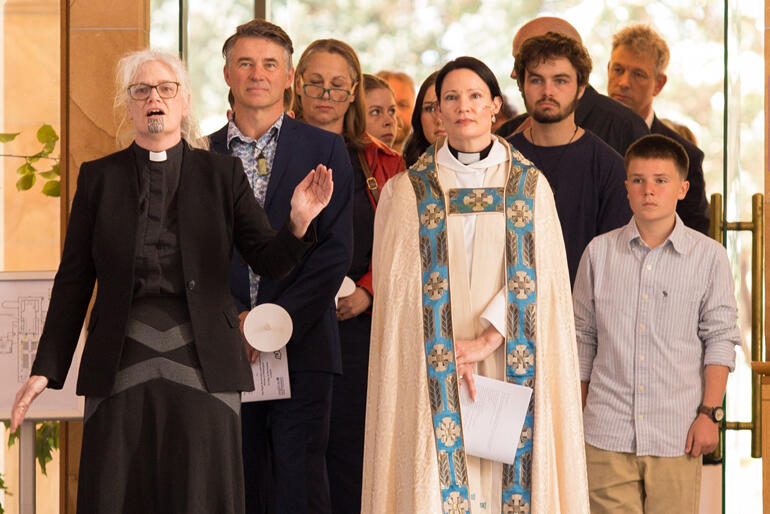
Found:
[30,144,312,396]
[209,116,354,375]
[651,115,710,235]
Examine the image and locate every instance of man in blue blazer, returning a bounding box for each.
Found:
[209,19,353,514]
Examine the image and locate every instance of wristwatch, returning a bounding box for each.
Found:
[698,404,725,423]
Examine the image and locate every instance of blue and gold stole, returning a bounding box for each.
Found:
[408,143,539,513]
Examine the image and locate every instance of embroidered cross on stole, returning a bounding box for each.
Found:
[408,143,539,514]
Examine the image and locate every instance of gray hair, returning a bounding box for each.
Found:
[114,49,208,149]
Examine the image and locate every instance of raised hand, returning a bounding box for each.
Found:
[289,164,334,238]
[10,375,48,432]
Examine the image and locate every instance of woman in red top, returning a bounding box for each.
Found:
[291,38,404,514]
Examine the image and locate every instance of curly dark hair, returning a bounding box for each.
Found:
[514,31,592,89]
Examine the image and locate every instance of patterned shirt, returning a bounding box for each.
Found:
[227,114,284,308]
[573,215,739,457]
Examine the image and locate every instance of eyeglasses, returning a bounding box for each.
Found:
[128,81,180,100]
[301,82,355,102]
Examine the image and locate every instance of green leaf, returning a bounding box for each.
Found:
[16,162,35,175]
[35,422,59,476]
[0,470,9,493]
[0,132,20,143]
[41,180,60,197]
[6,425,19,447]
[36,124,58,145]
[39,170,59,179]
[27,151,44,163]
[16,173,36,191]
[49,162,60,176]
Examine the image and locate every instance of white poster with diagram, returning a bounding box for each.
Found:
[0,271,85,420]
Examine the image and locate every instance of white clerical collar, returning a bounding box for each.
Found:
[456,151,480,165]
[149,150,167,162]
[436,137,507,173]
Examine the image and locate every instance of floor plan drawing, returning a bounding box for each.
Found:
[0,291,51,384]
[0,272,84,420]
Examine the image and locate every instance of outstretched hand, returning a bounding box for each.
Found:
[10,375,48,432]
[289,164,334,238]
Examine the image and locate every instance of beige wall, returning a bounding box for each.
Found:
[2,0,61,272]
[1,0,61,510]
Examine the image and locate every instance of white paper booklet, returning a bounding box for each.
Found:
[459,374,533,464]
[241,348,291,402]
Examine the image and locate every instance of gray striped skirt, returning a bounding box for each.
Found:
[76,296,244,514]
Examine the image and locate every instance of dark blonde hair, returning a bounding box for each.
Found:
[292,39,367,149]
[612,24,669,76]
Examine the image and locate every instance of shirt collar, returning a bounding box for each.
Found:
[226,113,284,149]
[645,110,655,129]
[622,214,692,254]
[436,136,508,174]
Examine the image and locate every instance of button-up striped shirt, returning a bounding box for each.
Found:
[574,215,739,457]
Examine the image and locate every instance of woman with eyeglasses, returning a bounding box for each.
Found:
[291,38,404,514]
[402,70,446,167]
[9,49,333,513]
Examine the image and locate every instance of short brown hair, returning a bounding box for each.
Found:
[363,74,394,95]
[624,134,689,180]
[222,18,293,66]
[612,24,669,76]
[514,32,592,89]
[292,39,367,149]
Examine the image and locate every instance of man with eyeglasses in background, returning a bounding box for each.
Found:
[208,18,353,514]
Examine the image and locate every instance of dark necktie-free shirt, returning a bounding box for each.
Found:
[508,130,632,286]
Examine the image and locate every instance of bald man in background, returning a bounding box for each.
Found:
[497,16,649,157]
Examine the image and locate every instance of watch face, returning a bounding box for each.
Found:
[713,407,725,422]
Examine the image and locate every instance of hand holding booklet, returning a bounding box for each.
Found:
[241,303,293,403]
[459,374,533,465]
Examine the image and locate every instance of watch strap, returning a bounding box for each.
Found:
[698,404,723,423]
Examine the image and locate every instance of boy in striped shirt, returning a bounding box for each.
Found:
[573,134,739,513]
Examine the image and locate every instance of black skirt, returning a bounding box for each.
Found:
[76,297,244,514]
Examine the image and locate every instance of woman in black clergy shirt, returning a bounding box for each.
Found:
[9,49,333,514]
